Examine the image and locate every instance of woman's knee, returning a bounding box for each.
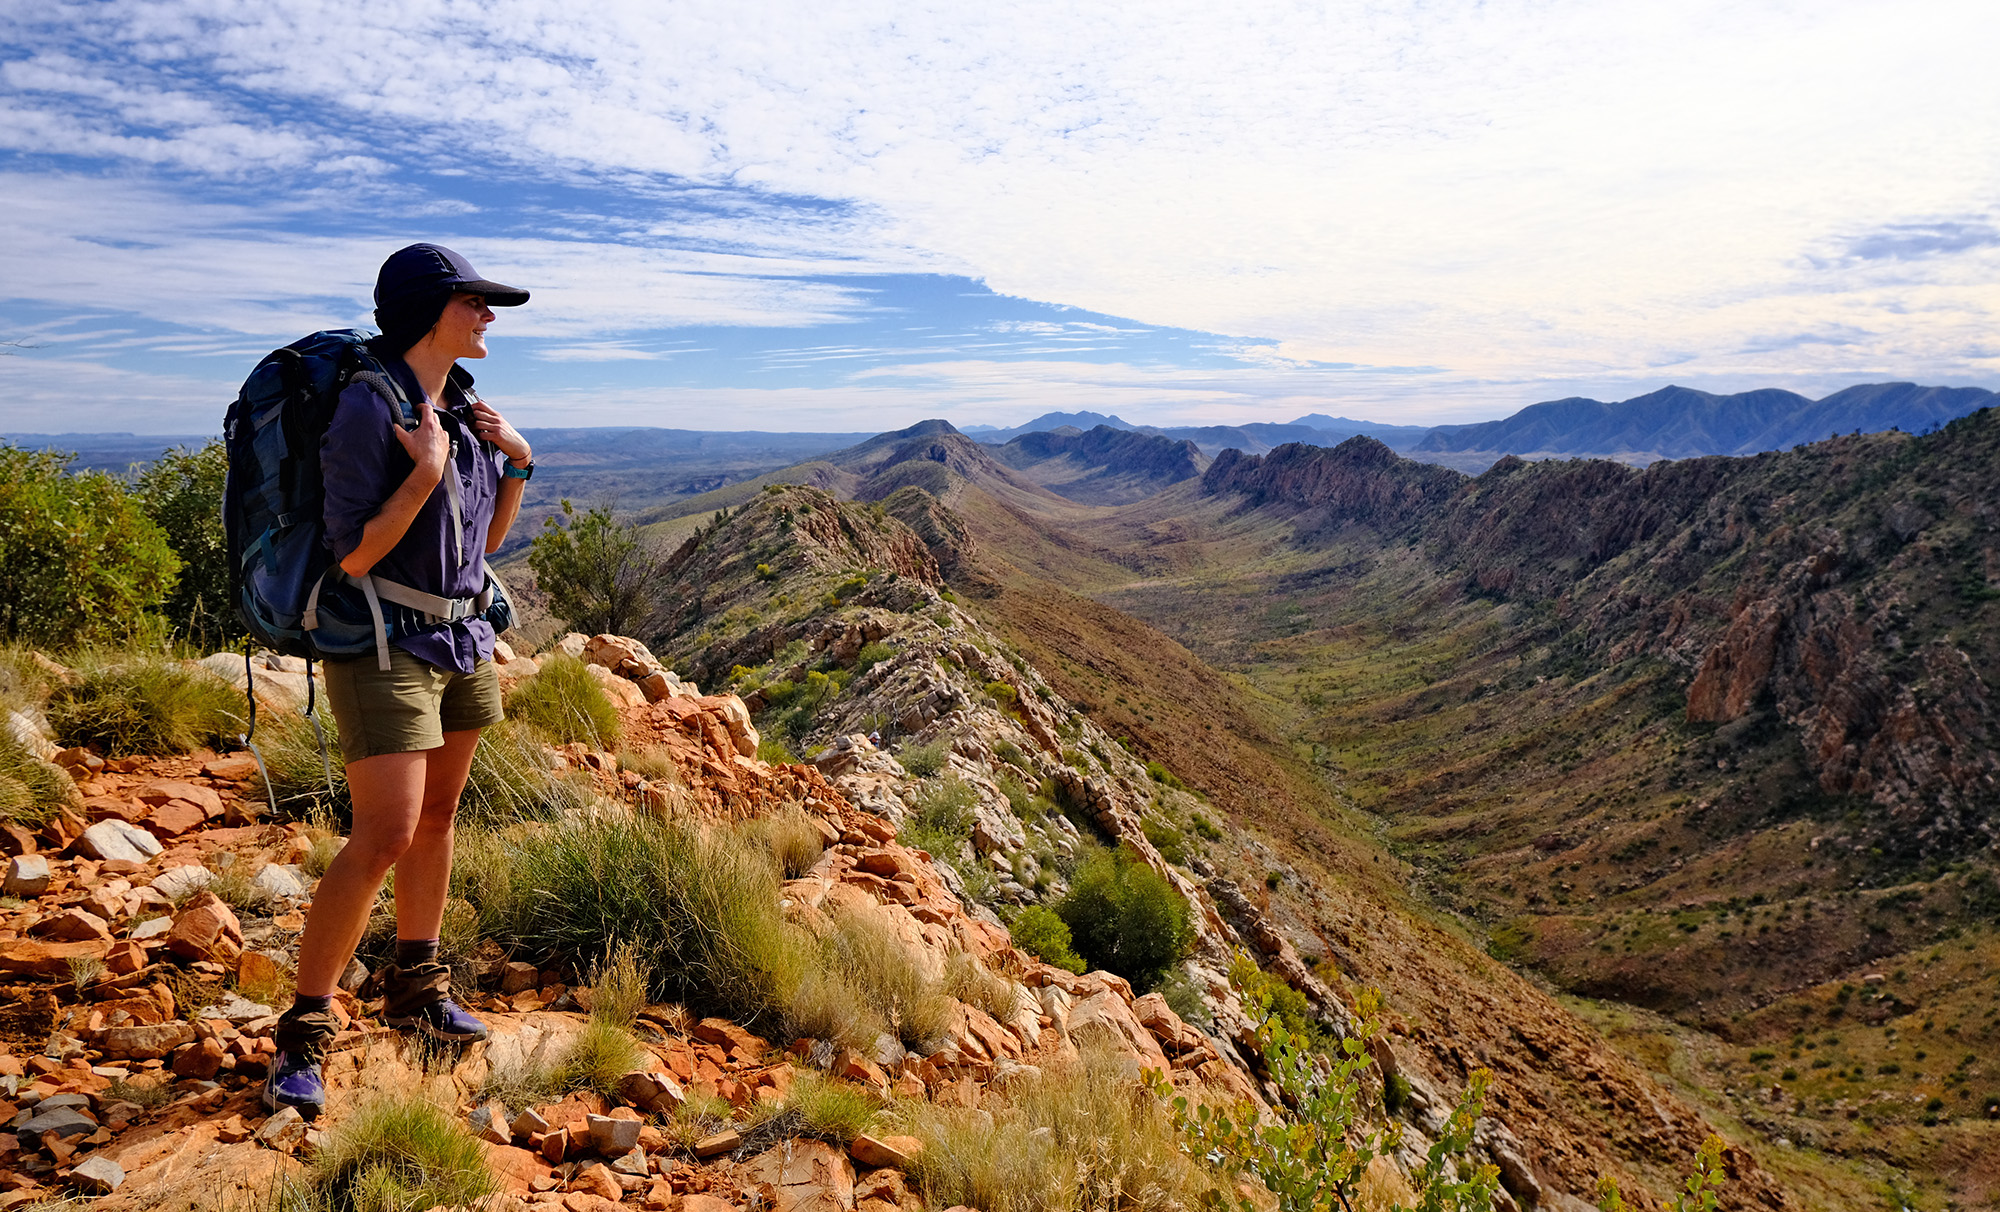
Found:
[339,826,419,874]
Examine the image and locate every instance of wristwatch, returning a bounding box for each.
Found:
[502,458,535,481]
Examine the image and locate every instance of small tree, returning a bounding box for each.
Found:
[1056,844,1195,991]
[134,440,238,648]
[527,500,671,639]
[0,444,179,648]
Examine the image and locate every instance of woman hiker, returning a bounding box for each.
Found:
[264,244,537,1118]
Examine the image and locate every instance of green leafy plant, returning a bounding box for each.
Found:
[528,499,671,638]
[133,441,238,649]
[1056,845,1194,992]
[1008,905,1086,975]
[0,444,180,648]
[1162,980,1497,1212]
[1596,1135,1727,1212]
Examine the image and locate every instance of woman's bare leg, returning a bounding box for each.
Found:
[291,749,428,998]
[392,728,481,941]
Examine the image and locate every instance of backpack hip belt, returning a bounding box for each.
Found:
[301,567,499,672]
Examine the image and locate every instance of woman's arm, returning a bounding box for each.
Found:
[338,401,449,578]
[471,398,533,554]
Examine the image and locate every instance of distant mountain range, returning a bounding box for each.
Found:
[1411,382,1998,465]
[962,410,1432,454]
[10,381,1994,490]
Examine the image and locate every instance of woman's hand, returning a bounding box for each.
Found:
[470,398,532,467]
[390,399,449,483]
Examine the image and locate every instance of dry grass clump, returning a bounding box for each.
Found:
[0,725,77,827]
[896,1047,1202,1212]
[486,811,952,1051]
[752,802,827,878]
[813,901,953,1051]
[618,745,684,785]
[46,649,241,756]
[943,951,1025,1022]
[281,1090,496,1212]
[504,653,621,748]
[586,942,651,1029]
[786,1069,882,1143]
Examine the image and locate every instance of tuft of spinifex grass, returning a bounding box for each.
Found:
[282,1090,495,1212]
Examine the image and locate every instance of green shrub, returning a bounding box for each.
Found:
[1008,905,1085,975]
[1164,983,1498,1212]
[914,775,977,835]
[1143,759,1185,790]
[985,681,1018,713]
[133,441,238,649]
[284,1091,495,1212]
[0,445,179,648]
[527,499,670,638]
[1190,813,1223,841]
[853,641,894,674]
[899,737,949,778]
[1142,817,1189,867]
[1228,953,1325,1049]
[757,735,801,765]
[47,652,240,756]
[504,654,621,748]
[1055,846,1194,992]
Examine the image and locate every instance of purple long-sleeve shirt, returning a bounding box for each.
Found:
[321,358,509,674]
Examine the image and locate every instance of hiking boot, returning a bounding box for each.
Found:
[263,1048,326,1119]
[264,1005,337,1119]
[384,996,490,1043]
[381,960,488,1043]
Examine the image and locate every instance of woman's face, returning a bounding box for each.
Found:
[430,292,495,360]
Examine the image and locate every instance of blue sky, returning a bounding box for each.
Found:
[3,0,1997,434]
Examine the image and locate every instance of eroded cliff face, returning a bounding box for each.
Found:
[1202,415,2000,857]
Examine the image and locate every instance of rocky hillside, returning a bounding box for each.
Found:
[1197,412,2000,860]
[0,639,1254,1210]
[630,480,1804,1210]
[990,427,1206,504]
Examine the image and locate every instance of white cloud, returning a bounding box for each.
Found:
[4,0,1997,424]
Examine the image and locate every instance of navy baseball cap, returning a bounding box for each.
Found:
[374,243,529,309]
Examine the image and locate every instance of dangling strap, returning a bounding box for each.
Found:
[304,657,335,800]
[239,641,278,818]
[442,438,466,568]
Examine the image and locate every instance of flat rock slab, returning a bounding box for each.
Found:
[76,819,163,863]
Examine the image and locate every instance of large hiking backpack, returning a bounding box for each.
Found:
[222,330,514,668]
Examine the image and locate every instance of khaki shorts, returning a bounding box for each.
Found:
[321,648,504,763]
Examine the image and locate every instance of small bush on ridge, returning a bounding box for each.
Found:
[1056,845,1194,993]
[899,737,949,778]
[1007,905,1085,975]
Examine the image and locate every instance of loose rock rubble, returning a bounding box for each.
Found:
[0,652,1248,1210]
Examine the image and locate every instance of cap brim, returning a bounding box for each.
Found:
[454,279,530,306]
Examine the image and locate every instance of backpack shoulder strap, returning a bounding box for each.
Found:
[345,345,420,431]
